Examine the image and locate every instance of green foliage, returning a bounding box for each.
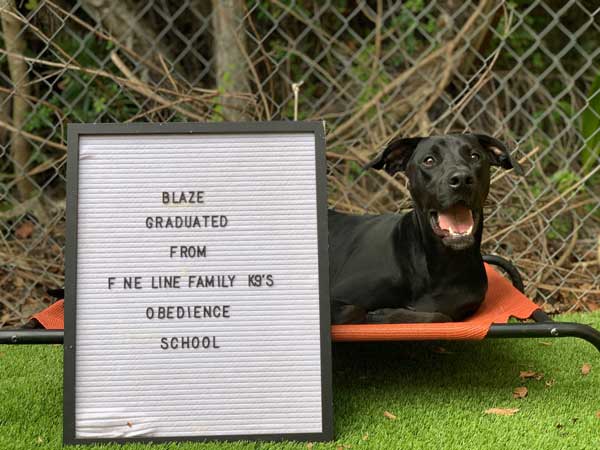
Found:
[350,44,392,108]
[551,169,579,194]
[495,2,550,72]
[24,0,39,11]
[23,104,53,134]
[548,214,572,241]
[346,160,363,182]
[386,1,438,61]
[580,73,600,174]
[212,103,224,122]
[25,35,138,142]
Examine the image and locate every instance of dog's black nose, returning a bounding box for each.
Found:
[448,171,474,189]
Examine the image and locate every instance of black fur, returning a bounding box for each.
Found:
[329,133,522,324]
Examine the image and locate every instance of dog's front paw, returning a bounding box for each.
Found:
[366,308,402,323]
[332,303,367,324]
[367,308,453,323]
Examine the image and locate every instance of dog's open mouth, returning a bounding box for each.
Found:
[430,205,478,250]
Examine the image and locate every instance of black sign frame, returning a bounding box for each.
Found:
[64,121,333,445]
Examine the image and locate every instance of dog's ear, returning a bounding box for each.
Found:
[363,137,424,175]
[474,134,524,176]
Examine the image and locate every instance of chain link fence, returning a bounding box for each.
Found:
[1,0,599,326]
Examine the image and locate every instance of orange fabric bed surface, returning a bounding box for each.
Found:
[32,264,539,341]
[31,298,64,330]
[332,264,539,341]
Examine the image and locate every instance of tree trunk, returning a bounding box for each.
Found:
[0,91,9,147]
[79,0,172,78]
[0,0,36,202]
[211,0,250,121]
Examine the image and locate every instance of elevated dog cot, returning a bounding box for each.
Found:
[1,256,599,352]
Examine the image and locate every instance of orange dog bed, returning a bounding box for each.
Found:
[332,264,538,341]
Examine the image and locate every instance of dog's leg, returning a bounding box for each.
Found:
[332,302,368,324]
[367,308,452,323]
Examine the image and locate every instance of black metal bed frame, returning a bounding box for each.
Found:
[481,255,600,352]
[1,255,599,351]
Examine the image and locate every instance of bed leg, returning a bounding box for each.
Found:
[487,322,600,353]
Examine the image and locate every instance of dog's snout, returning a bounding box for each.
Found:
[448,171,474,189]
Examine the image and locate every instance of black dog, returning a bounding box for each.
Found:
[328,133,523,324]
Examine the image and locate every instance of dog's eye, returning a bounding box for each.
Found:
[422,156,435,167]
[470,152,480,161]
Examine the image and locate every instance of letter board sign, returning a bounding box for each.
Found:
[64,122,332,444]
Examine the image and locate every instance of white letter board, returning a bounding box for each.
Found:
[64,122,332,445]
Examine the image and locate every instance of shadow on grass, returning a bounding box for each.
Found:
[332,339,522,389]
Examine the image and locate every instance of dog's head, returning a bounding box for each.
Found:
[364,133,523,251]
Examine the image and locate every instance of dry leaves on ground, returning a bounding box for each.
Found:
[513,386,528,399]
[484,408,520,416]
[581,363,591,376]
[15,221,34,239]
[383,411,397,420]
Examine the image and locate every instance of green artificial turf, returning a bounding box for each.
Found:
[1,312,599,450]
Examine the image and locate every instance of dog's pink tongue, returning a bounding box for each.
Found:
[438,206,473,233]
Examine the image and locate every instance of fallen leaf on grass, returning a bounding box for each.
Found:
[484,408,519,416]
[513,386,528,399]
[15,221,34,239]
[519,370,543,380]
[306,443,313,449]
[36,436,43,444]
[519,370,536,379]
[362,433,369,441]
[581,363,591,376]
[595,411,600,419]
[383,411,396,420]
[545,379,556,388]
[432,346,454,354]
